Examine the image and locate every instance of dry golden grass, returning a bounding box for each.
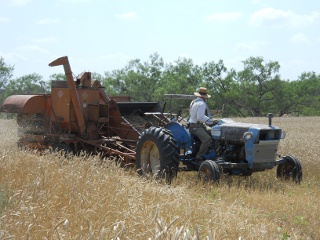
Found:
[0,117,319,239]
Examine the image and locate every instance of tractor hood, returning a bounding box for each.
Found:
[0,95,46,114]
[212,118,282,142]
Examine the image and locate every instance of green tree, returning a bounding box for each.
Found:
[125,53,164,101]
[0,57,14,90]
[265,79,298,116]
[49,73,66,81]
[91,72,104,83]
[236,56,281,116]
[103,69,127,96]
[4,73,49,99]
[213,68,246,117]
[0,57,14,103]
[159,57,202,95]
[201,60,232,116]
[156,57,203,115]
[293,72,320,115]
[102,53,164,101]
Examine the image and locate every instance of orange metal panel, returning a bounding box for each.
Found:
[50,87,101,133]
[51,88,71,123]
[50,88,77,133]
[49,56,86,135]
[88,105,99,122]
[77,89,100,121]
[0,95,46,114]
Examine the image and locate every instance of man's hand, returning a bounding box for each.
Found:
[206,118,219,126]
[212,119,219,125]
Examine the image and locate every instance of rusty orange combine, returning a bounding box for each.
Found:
[0,56,169,164]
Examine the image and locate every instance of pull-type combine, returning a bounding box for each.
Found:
[1,56,302,184]
[0,56,169,163]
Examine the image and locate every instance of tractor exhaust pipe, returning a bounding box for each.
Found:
[268,113,273,126]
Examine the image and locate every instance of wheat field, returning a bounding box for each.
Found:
[0,117,319,239]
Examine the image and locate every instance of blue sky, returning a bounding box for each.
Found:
[1,0,319,81]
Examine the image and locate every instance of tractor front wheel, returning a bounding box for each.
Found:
[277,155,302,184]
[135,127,179,183]
[198,160,220,184]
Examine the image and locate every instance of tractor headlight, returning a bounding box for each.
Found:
[243,132,253,141]
[281,130,286,139]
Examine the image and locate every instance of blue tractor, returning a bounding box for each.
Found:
[135,96,302,184]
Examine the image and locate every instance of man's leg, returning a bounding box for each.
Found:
[192,127,212,160]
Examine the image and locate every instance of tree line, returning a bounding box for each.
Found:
[0,53,319,117]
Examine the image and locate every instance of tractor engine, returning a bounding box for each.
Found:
[217,142,246,163]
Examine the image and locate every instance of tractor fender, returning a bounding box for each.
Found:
[165,121,192,149]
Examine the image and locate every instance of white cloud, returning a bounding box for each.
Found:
[235,41,266,51]
[0,51,27,62]
[206,12,242,22]
[292,11,320,27]
[0,17,10,23]
[115,12,138,20]
[36,18,59,25]
[249,8,320,27]
[16,45,49,54]
[291,33,309,44]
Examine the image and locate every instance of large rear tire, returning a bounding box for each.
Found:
[135,127,179,183]
[198,160,220,184]
[277,155,302,184]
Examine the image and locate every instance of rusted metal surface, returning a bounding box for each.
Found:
[110,96,131,102]
[49,56,86,135]
[0,95,46,113]
[0,56,171,164]
[77,72,91,87]
[92,80,111,104]
[50,87,100,133]
[107,99,141,145]
[79,137,136,162]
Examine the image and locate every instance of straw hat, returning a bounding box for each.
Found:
[194,87,211,98]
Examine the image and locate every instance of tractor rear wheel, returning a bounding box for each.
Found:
[198,160,220,183]
[277,155,302,184]
[135,127,179,183]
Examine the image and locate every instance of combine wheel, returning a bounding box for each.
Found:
[135,126,179,183]
[198,160,220,184]
[277,155,302,184]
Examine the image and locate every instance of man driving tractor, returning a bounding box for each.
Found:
[188,87,218,161]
